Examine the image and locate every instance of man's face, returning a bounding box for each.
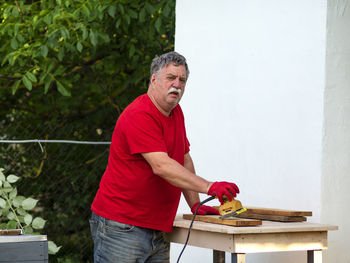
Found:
[151,64,187,107]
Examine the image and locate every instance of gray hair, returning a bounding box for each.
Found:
[150,51,190,79]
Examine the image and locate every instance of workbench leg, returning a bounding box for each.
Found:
[307,250,322,263]
[213,250,225,263]
[231,253,245,263]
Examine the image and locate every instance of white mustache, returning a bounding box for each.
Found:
[168,87,182,96]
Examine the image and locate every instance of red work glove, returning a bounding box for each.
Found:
[207,181,240,204]
[191,202,220,215]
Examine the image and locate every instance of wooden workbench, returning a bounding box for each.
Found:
[167,215,338,263]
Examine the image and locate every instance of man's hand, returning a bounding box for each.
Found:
[191,202,220,215]
[207,181,240,204]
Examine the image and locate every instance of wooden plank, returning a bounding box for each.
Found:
[173,215,338,235]
[0,229,21,236]
[166,227,235,252]
[235,211,307,222]
[183,214,262,227]
[244,206,312,217]
[214,206,312,217]
[233,231,327,253]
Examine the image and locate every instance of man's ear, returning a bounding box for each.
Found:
[150,74,157,85]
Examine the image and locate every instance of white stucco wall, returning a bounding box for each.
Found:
[171,1,342,262]
[322,1,350,262]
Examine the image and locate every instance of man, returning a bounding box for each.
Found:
[90,51,239,263]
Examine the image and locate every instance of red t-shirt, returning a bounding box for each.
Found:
[91,94,190,232]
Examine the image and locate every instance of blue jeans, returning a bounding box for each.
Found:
[89,212,170,263]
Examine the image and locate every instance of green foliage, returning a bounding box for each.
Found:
[0,168,61,255]
[0,0,175,116]
[0,0,176,262]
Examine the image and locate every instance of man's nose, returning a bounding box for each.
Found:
[172,78,180,87]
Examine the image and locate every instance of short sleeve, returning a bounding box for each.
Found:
[123,111,167,155]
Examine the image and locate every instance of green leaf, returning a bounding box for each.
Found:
[16,33,25,43]
[13,196,25,208]
[0,198,6,209]
[26,72,37,83]
[23,226,33,234]
[82,28,88,40]
[89,30,97,46]
[124,14,130,25]
[33,15,39,25]
[145,3,155,14]
[14,24,19,36]
[9,53,19,66]
[0,209,9,218]
[7,212,15,220]
[10,38,18,50]
[6,174,19,183]
[139,8,146,22]
[43,14,52,25]
[22,76,32,91]
[118,4,125,14]
[7,220,17,229]
[76,42,83,52]
[128,9,138,19]
[12,6,19,17]
[108,5,116,18]
[11,80,21,95]
[18,215,25,224]
[17,207,27,216]
[41,45,49,57]
[3,182,13,193]
[48,241,61,255]
[116,18,122,29]
[58,47,64,61]
[32,217,46,229]
[129,44,135,57]
[47,61,55,73]
[155,17,161,32]
[22,198,38,210]
[99,32,110,43]
[54,66,66,76]
[0,169,6,181]
[24,214,33,225]
[1,54,10,67]
[162,4,171,17]
[44,75,52,94]
[39,72,48,83]
[81,4,90,17]
[60,28,70,39]
[9,187,17,200]
[56,81,71,96]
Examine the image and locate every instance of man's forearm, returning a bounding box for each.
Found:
[182,189,200,208]
[142,151,212,193]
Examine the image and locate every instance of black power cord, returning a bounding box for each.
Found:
[176,195,216,263]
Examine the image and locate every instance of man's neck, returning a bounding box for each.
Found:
[147,92,173,117]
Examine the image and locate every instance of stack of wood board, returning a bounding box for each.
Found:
[229,207,312,222]
[183,214,262,227]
